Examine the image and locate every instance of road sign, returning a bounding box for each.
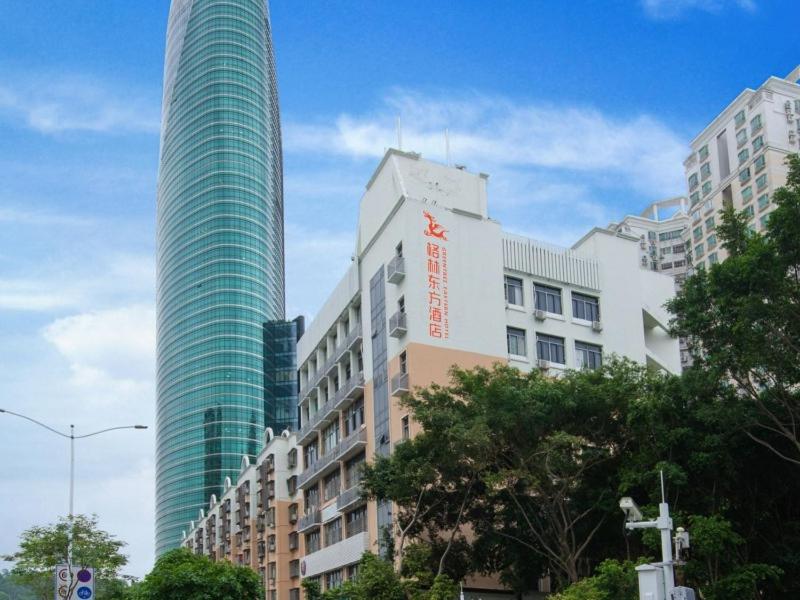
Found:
[54,566,94,600]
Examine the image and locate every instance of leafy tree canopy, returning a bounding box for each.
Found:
[132,548,261,600]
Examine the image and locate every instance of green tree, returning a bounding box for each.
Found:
[549,559,640,600]
[2,514,127,600]
[668,154,800,466]
[132,548,261,600]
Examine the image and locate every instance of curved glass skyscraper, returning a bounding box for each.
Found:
[156,0,284,554]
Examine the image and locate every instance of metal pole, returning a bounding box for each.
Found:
[69,424,75,519]
[658,502,675,597]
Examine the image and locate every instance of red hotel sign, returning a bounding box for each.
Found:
[423,210,449,339]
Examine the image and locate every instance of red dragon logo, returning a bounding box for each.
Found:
[423,210,447,240]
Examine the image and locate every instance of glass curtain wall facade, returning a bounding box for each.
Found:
[263,316,303,433]
[156,0,284,554]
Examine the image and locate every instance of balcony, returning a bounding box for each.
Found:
[389,311,407,338]
[297,509,322,533]
[337,484,365,512]
[338,428,368,463]
[387,255,406,284]
[331,371,365,411]
[391,372,409,396]
[299,323,363,399]
[297,447,339,489]
[297,399,335,445]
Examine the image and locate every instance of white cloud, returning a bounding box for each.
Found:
[0,73,159,135]
[284,90,687,195]
[42,305,156,398]
[641,0,756,19]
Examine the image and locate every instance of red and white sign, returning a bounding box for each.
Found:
[423,210,449,340]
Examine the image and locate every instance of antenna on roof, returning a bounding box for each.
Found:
[395,117,403,151]
[445,128,451,166]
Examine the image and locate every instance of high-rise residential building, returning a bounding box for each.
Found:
[608,196,692,367]
[682,65,800,271]
[156,0,285,554]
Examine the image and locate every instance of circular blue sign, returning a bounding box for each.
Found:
[77,587,92,599]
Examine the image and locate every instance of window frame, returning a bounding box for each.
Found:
[504,275,524,306]
[506,326,527,358]
[574,341,602,370]
[536,333,566,365]
[534,282,563,315]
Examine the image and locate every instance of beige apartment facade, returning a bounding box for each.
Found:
[682,66,800,271]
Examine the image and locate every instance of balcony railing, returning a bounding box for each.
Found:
[391,372,409,396]
[299,374,365,444]
[298,428,368,490]
[299,323,363,399]
[337,484,365,511]
[297,509,322,532]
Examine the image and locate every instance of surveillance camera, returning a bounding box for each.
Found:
[619,497,643,522]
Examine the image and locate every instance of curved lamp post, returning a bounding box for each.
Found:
[0,408,147,565]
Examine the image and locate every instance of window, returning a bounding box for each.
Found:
[305,531,321,553]
[692,210,701,224]
[504,276,523,306]
[537,334,566,365]
[742,186,753,203]
[401,415,410,440]
[756,173,767,191]
[322,420,340,454]
[754,154,766,172]
[325,569,344,590]
[534,283,563,314]
[688,173,698,189]
[692,226,703,241]
[734,109,746,128]
[324,469,341,501]
[575,341,602,370]
[399,351,407,374]
[344,398,364,436]
[346,506,367,537]
[752,135,764,152]
[743,205,755,219]
[694,243,705,258]
[700,162,711,180]
[395,241,403,257]
[660,246,672,256]
[648,231,657,241]
[760,215,770,229]
[324,518,343,547]
[506,327,527,357]
[708,252,719,265]
[705,216,715,231]
[347,564,360,581]
[289,531,299,551]
[658,229,683,241]
[758,193,769,210]
[397,296,405,313]
[304,442,318,470]
[737,148,749,165]
[707,234,717,249]
[689,191,700,206]
[738,167,751,183]
[750,114,762,133]
[345,453,365,489]
[702,181,712,196]
[305,486,320,512]
[572,292,600,322]
[736,129,747,147]
[673,244,685,254]
[698,145,709,161]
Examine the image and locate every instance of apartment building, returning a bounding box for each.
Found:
[292,149,681,595]
[183,429,304,600]
[683,65,800,270]
[608,196,692,367]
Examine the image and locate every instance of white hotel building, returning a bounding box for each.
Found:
[291,149,681,594]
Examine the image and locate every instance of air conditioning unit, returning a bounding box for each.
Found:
[534,309,546,321]
[592,321,603,332]
[536,359,549,370]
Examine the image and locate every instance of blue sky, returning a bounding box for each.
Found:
[0,0,797,578]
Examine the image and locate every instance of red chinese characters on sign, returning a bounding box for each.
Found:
[424,210,449,339]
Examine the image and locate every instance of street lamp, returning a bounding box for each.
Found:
[0,408,147,563]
